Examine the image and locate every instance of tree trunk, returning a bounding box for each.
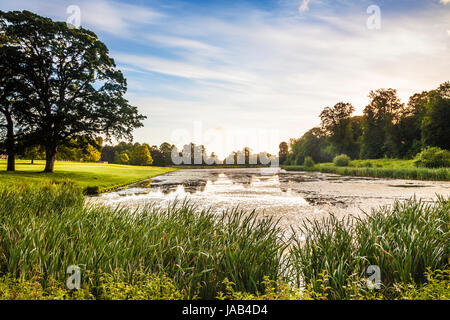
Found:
[31,158,34,165]
[5,113,15,172]
[7,151,15,172]
[44,146,57,173]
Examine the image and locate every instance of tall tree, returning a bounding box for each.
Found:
[278,142,289,165]
[320,102,357,157]
[421,87,450,150]
[0,44,28,171]
[361,89,404,158]
[130,143,153,166]
[0,11,145,172]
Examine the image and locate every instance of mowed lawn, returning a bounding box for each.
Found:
[0,160,176,192]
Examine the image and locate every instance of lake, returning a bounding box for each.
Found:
[90,168,450,231]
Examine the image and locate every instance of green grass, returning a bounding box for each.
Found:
[289,197,450,299]
[0,183,448,300]
[282,158,450,181]
[0,183,286,299]
[0,160,176,192]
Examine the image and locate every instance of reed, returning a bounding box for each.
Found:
[289,197,450,299]
[0,183,286,299]
[282,165,450,181]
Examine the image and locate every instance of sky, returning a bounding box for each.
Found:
[1,0,449,158]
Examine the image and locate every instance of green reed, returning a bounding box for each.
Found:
[289,197,450,299]
[0,183,286,299]
[283,165,450,181]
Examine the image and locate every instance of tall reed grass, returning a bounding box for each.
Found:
[0,183,448,300]
[282,165,450,181]
[289,197,450,299]
[0,183,286,299]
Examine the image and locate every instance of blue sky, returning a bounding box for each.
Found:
[1,0,449,157]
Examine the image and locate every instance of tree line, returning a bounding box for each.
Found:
[0,11,145,172]
[102,142,275,166]
[280,82,450,165]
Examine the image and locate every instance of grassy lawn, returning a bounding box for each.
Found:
[282,159,450,181]
[0,160,176,192]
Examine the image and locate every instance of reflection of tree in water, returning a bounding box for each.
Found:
[148,171,286,195]
[221,172,253,187]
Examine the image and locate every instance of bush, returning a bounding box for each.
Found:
[354,161,372,168]
[333,154,351,167]
[414,147,450,168]
[303,156,315,168]
[84,186,100,195]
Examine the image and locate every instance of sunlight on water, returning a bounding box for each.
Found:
[91,168,450,231]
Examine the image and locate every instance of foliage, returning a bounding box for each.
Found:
[283,164,450,181]
[0,184,286,299]
[0,10,145,172]
[303,156,315,167]
[278,142,289,165]
[130,144,153,166]
[333,154,350,167]
[0,270,183,300]
[414,147,450,168]
[421,85,450,150]
[289,197,450,299]
[286,82,449,165]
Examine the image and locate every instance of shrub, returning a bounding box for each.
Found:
[414,147,450,168]
[333,154,351,167]
[84,186,100,195]
[303,157,315,168]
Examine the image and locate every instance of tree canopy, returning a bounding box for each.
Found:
[0,10,145,172]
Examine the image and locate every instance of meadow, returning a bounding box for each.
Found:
[0,160,176,193]
[282,159,450,181]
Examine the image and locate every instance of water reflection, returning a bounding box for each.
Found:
[90,168,450,231]
[96,169,309,210]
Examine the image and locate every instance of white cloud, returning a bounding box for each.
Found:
[0,0,163,37]
[1,0,449,154]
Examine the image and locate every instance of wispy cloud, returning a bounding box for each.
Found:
[1,0,449,154]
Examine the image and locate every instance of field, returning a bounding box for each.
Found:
[282,159,450,181]
[0,160,176,192]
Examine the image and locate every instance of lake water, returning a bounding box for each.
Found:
[90,168,450,231]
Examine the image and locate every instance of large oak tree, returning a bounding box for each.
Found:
[0,11,145,172]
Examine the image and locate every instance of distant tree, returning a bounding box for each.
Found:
[0,11,145,172]
[289,127,331,164]
[278,142,289,165]
[320,102,358,158]
[130,144,153,166]
[80,145,101,162]
[159,142,175,165]
[395,91,428,158]
[114,151,129,164]
[22,145,45,164]
[361,89,404,158]
[421,89,450,150]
